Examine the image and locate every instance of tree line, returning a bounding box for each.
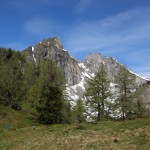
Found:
[0,48,149,124]
[84,64,150,122]
[0,48,71,124]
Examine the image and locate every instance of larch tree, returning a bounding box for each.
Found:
[72,98,86,123]
[116,66,135,121]
[128,84,150,118]
[85,64,111,121]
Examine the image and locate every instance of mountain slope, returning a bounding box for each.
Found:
[22,37,148,101]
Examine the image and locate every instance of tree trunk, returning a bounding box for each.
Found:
[122,110,125,121]
[102,100,104,119]
[122,97,125,121]
[97,103,101,121]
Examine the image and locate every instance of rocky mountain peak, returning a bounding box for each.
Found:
[83,53,120,83]
[22,37,148,101]
[23,37,82,86]
[40,37,63,50]
[84,53,104,61]
[84,53,105,73]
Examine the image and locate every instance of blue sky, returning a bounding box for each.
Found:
[0,0,150,77]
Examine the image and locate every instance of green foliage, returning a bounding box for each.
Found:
[72,99,86,123]
[0,48,70,124]
[61,99,72,124]
[36,86,63,124]
[26,59,66,124]
[0,48,26,109]
[0,105,35,133]
[21,61,39,106]
[115,66,135,120]
[128,84,150,118]
[85,64,111,121]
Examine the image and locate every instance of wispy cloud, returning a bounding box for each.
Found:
[66,7,150,52]
[67,7,150,52]
[76,0,93,13]
[65,7,150,77]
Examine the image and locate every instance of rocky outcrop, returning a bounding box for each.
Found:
[23,37,82,86]
[84,53,121,82]
[142,85,150,104]
[83,53,147,88]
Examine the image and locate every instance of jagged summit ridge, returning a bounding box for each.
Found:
[83,53,121,82]
[23,37,82,86]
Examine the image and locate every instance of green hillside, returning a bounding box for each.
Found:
[0,105,35,133]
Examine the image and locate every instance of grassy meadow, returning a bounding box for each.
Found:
[0,105,150,150]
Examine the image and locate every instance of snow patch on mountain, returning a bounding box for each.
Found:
[31,46,37,63]
[32,46,34,52]
[66,62,95,104]
[129,69,147,81]
[63,49,67,52]
[144,78,150,81]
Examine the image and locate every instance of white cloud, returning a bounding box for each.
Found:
[76,0,93,13]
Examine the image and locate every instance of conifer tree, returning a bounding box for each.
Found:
[26,58,66,124]
[72,99,86,123]
[85,64,111,121]
[128,84,149,118]
[61,99,72,124]
[21,61,39,102]
[0,49,25,109]
[116,67,135,121]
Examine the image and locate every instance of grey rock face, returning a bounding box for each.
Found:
[23,37,82,86]
[84,53,120,82]
[142,85,150,103]
[83,53,147,87]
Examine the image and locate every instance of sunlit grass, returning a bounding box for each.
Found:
[0,117,150,150]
